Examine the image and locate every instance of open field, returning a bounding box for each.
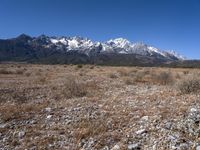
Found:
[1,64,200,149]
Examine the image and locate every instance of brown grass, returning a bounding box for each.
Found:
[0,64,199,149]
[109,73,118,79]
[74,117,108,144]
[57,77,99,99]
[151,71,174,85]
[117,68,129,76]
[177,77,200,94]
[63,77,87,98]
[124,77,135,85]
[0,68,25,75]
[0,102,48,122]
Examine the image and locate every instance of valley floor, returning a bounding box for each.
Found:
[0,64,200,150]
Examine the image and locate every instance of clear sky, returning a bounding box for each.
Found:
[0,0,200,59]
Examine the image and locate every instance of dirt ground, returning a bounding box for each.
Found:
[0,64,200,150]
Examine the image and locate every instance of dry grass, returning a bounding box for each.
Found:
[0,102,48,122]
[117,68,129,76]
[1,64,200,149]
[76,64,83,69]
[109,73,119,79]
[55,77,99,99]
[124,77,135,85]
[121,69,175,85]
[62,77,88,98]
[25,71,31,77]
[151,71,174,85]
[0,68,25,75]
[74,118,108,142]
[177,77,200,94]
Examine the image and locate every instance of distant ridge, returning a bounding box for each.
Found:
[0,34,187,66]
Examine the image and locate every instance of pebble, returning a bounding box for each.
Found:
[111,144,120,150]
[128,143,140,150]
[141,116,149,122]
[164,122,172,130]
[45,107,52,112]
[191,108,197,112]
[0,123,7,128]
[18,131,26,139]
[135,129,147,135]
[179,143,189,150]
[196,145,200,150]
[46,115,52,119]
[101,146,109,150]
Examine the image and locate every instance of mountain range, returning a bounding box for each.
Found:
[0,34,186,66]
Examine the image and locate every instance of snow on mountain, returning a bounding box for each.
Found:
[167,50,186,60]
[32,35,184,60]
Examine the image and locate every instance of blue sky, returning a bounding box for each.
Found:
[0,0,200,59]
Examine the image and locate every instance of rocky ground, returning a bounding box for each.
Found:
[0,64,200,150]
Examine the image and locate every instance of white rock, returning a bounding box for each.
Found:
[101,146,109,150]
[18,131,26,139]
[111,144,120,150]
[135,129,147,135]
[0,123,7,128]
[196,145,200,150]
[179,143,189,149]
[45,107,52,112]
[128,143,140,150]
[191,108,197,112]
[165,122,172,129]
[141,116,149,121]
[47,115,52,119]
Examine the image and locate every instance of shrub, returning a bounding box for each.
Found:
[183,70,189,75]
[117,68,129,76]
[175,73,181,79]
[0,68,25,75]
[0,102,48,122]
[177,78,200,94]
[38,76,47,84]
[152,71,174,85]
[25,72,31,77]
[62,77,87,98]
[89,65,95,69]
[77,64,83,69]
[109,73,118,79]
[0,68,12,74]
[133,70,147,82]
[74,117,107,142]
[15,69,24,75]
[124,77,135,85]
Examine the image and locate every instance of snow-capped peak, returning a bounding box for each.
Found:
[167,50,186,60]
[33,35,185,60]
[107,38,131,48]
[148,46,167,57]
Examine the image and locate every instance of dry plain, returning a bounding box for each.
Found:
[0,64,200,150]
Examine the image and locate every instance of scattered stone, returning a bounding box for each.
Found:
[191,108,197,113]
[46,115,52,119]
[140,116,149,122]
[164,122,172,130]
[179,143,189,150]
[101,146,109,150]
[45,107,52,112]
[196,145,200,150]
[18,131,25,139]
[111,144,120,150]
[0,123,7,128]
[135,129,147,135]
[128,143,141,150]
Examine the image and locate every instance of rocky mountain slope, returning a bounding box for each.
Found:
[0,34,185,65]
